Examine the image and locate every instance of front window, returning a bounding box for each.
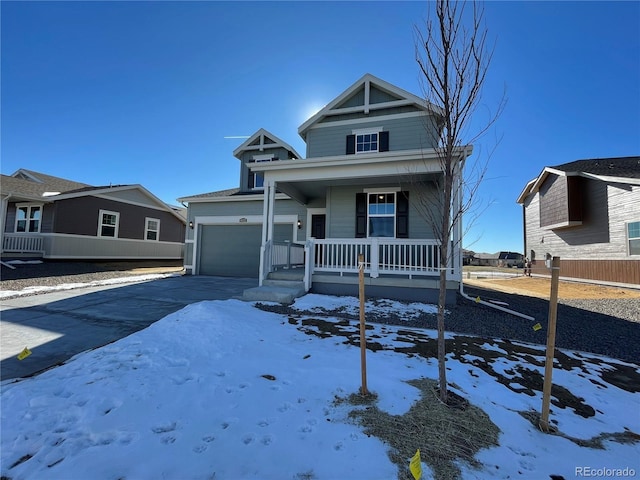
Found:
[98,210,119,238]
[357,132,378,153]
[368,193,395,237]
[145,217,160,241]
[628,221,640,255]
[15,204,42,233]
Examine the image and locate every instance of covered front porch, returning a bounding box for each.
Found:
[252,148,467,302]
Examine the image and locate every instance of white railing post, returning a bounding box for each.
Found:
[370,238,380,278]
[304,238,314,292]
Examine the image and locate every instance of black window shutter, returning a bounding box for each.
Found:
[346,134,356,155]
[396,191,409,238]
[355,193,367,238]
[248,171,254,189]
[379,131,389,152]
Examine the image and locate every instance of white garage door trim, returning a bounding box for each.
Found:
[191,215,299,275]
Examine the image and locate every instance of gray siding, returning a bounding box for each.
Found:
[326,184,438,239]
[524,179,639,261]
[100,188,160,207]
[306,115,438,158]
[239,146,298,193]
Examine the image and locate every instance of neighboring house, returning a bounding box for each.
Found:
[516,156,640,286]
[1,169,186,260]
[178,74,472,304]
[462,251,523,267]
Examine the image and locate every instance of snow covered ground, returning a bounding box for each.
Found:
[1,295,638,479]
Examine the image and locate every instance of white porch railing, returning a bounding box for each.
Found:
[271,241,305,269]
[2,234,44,254]
[310,238,455,278]
[259,240,305,286]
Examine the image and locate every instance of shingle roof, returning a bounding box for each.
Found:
[177,188,241,201]
[552,156,640,179]
[1,170,90,199]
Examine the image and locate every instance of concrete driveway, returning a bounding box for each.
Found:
[0,275,257,381]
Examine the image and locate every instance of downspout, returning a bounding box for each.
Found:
[457,148,535,321]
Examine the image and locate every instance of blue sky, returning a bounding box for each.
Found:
[2,1,639,254]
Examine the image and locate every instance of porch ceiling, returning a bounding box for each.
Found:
[276,172,440,205]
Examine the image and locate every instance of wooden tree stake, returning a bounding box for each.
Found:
[540,256,560,432]
[358,254,368,395]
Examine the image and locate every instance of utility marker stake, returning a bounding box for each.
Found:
[540,256,560,433]
[358,254,368,395]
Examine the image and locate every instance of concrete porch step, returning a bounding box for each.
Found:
[267,269,305,281]
[242,285,305,304]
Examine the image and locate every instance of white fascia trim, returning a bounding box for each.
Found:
[41,232,184,245]
[352,126,383,135]
[363,187,401,193]
[308,111,427,131]
[91,194,176,212]
[193,214,298,226]
[44,255,183,260]
[182,193,291,204]
[53,185,186,223]
[579,172,640,185]
[250,148,446,172]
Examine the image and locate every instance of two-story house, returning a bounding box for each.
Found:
[517,156,640,286]
[178,74,472,304]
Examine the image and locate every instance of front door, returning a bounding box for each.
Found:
[311,214,326,239]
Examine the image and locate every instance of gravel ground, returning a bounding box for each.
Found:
[259,285,640,364]
[0,260,184,295]
[2,261,639,363]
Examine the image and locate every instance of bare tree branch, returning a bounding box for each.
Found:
[411,0,506,404]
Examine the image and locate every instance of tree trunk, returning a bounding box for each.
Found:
[437,167,453,404]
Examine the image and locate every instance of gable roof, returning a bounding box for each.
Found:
[1,169,90,200]
[298,73,443,141]
[2,169,185,223]
[232,128,302,160]
[516,156,640,204]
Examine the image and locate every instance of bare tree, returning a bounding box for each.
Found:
[413,0,505,403]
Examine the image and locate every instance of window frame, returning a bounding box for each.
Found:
[145,217,161,241]
[14,203,43,233]
[627,221,640,256]
[98,209,120,238]
[367,191,396,238]
[352,127,383,155]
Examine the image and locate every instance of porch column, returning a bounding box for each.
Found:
[259,180,277,286]
[0,196,8,254]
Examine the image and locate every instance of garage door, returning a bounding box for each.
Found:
[198,224,293,277]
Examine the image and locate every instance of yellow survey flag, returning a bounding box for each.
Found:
[17,347,32,361]
[409,449,422,480]
[533,323,542,331]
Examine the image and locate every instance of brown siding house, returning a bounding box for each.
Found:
[517,157,640,286]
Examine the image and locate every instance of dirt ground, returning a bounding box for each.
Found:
[464,276,640,300]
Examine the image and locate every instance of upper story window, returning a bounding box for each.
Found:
[145,217,160,241]
[357,133,378,153]
[628,221,640,255]
[248,154,274,190]
[15,204,42,233]
[346,127,389,155]
[98,209,119,238]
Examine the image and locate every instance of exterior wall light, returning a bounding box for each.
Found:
[297,219,302,229]
[189,221,194,229]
